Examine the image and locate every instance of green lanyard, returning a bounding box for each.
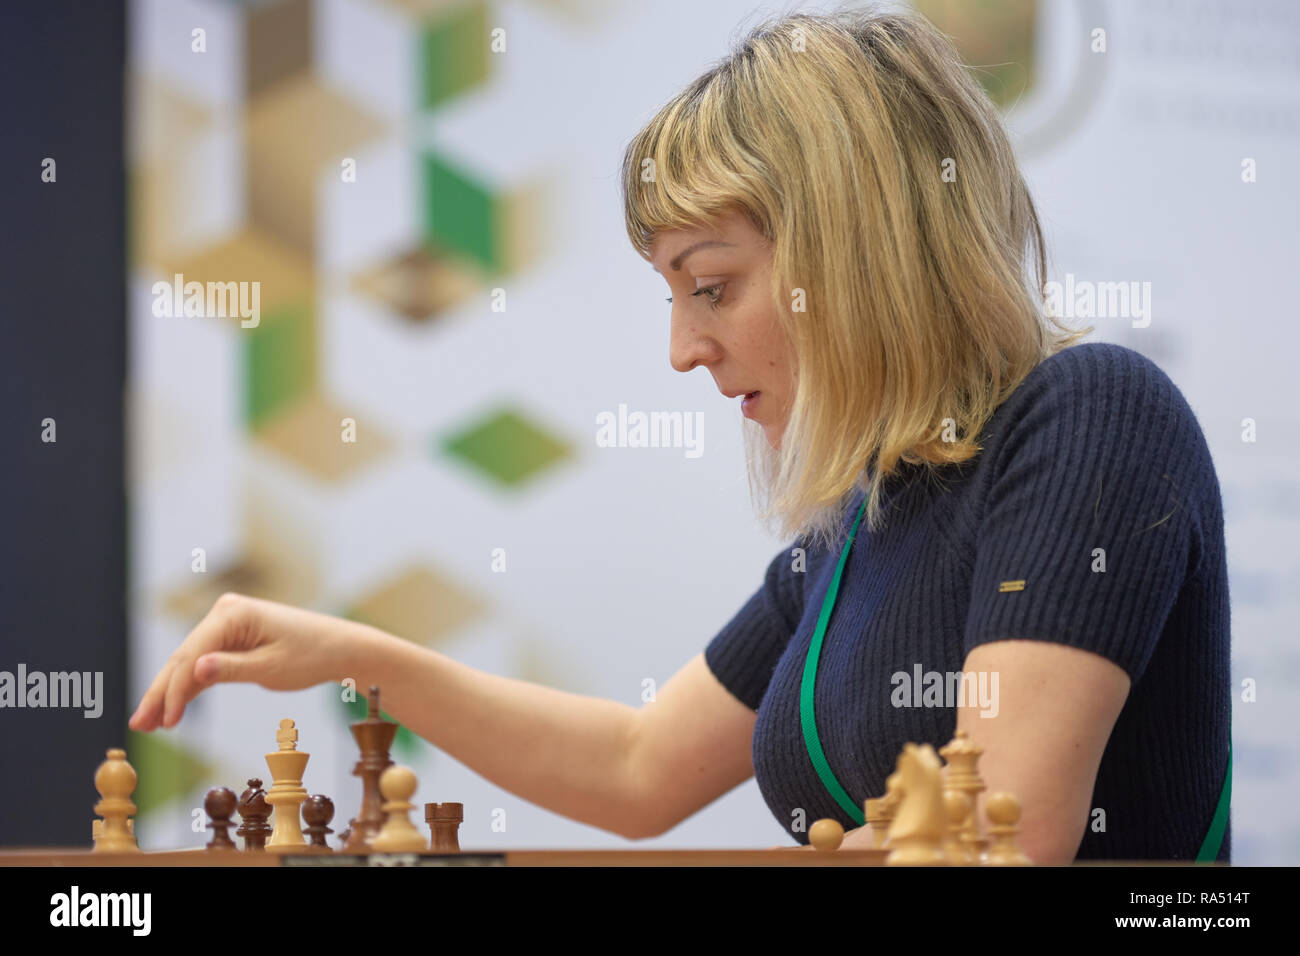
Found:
[1196,738,1231,862]
[799,497,870,826]
[799,496,1232,860]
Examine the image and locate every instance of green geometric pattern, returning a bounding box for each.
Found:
[912,0,1037,110]
[423,152,498,272]
[420,2,490,110]
[130,0,558,844]
[242,304,315,428]
[125,729,215,821]
[439,408,573,488]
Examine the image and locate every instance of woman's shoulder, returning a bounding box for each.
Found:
[971,341,1223,546]
[1017,341,1183,403]
[988,341,1209,454]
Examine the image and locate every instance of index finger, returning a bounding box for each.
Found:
[128,656,180,731]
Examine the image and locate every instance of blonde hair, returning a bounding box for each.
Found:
[621,7,1090,551]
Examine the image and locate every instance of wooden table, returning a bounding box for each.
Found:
[0,847,892,866]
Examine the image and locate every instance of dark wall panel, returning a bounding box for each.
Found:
[0,1,127,845]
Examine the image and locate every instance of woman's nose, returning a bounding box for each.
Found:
[669,311,721,373]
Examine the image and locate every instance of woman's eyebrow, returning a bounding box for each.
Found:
[652,241,737,273]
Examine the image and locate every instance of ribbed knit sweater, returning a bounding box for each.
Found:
[705,342,1231,860]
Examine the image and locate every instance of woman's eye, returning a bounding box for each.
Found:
[693,284,724,306]
[665,284,725,307]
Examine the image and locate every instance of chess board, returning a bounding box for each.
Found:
[12,684,1219,868]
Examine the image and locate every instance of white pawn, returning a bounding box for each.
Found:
[370,765,427,853]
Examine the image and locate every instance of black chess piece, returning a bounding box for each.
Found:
[204,787,237,851]
[342,686,398,852]
[425,802,463,852]
[236,778,272,851]
[302,794,335,852]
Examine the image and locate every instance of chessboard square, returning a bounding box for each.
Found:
[439,409,572,488]
[347,565,486,649]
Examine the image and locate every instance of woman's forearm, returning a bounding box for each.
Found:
[340,623,649,839]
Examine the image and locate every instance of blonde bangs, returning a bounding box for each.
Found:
[621,73,774,260]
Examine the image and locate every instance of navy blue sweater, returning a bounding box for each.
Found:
[706,342,1231,860]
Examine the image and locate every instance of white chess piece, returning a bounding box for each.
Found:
[265,718,310,850]
[370,765,427,853]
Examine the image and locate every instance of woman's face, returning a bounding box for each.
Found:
[649,210,796,449]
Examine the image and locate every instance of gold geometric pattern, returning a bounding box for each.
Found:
[245,74,386,256]
[347,566,486,649]
[163,226,314,322]
[160,494,322,622]
[129,79,212,270]
[353,244,486,321]
[246,0,313,97]
[254,392,395,483]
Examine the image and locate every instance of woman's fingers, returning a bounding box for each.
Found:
[160,606,236,727]
[194,649,263,686]
[161,658,198,729]
[131,594,339,730]
[138,593,257,730]
[128,657,178,731]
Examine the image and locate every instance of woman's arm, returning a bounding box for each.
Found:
[955,639,1130,863]
[130,595,756,840]
[783,641,1125,858]
[356,641,757,839]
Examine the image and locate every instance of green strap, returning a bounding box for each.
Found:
[799,497,869,826]
[800,496,1233,859]
[1196,738,1231,862]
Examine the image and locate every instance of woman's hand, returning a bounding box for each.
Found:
[128,593,366,731]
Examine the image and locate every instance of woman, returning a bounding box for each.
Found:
[131,9,1230,862]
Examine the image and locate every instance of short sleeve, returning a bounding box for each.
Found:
[705,543,807,710]
[964,345,1209,684]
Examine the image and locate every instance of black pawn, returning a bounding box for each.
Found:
[236,778,272,852]
[204,787,237,851]
[302,794,335,851]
